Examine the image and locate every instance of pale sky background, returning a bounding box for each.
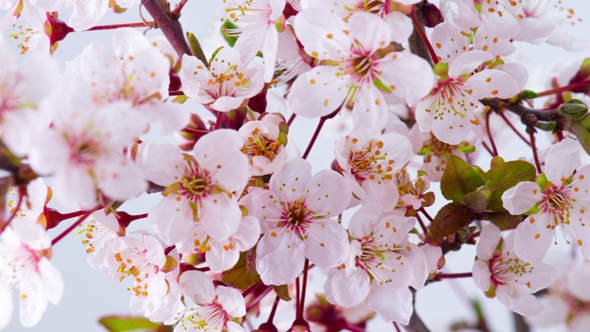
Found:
[4,0,590,331]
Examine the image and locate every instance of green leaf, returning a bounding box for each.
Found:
[571,121,590,156]
[221,251,260,290]
[428,202,472,240]
[172,95,188,104]
[186,31,209,67]
[463,190,488,213]
[520,90,538,99]
[274,285,292,301]
[485,160,536,211]
[486,211,525,230]
[440,156,485,204]
[99,316,170,332]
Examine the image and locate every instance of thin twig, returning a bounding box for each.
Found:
[141,0,192,58]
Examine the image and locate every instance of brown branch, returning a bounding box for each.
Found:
[141,0,192,58]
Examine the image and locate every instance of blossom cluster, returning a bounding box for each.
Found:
[0,0,590,331]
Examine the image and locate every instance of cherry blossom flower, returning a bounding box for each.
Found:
[528,260,590,331]
[29,99,148,209]
[473,224,556,316]
[224,0,286,82]
[394,168,431,211]
[502,138,590,262]
[140,130,250,245]
[69,28,188,134]
[174,270,246,332]
[245,158,352,285]
[0,36,56,156]
[238,115,288,176]
[324,205,427,324]
[102,234,181,322]
[289,9,434,129]
[307,0,420,44]
[0,219,63,327]
[335,127,412,212]
[415,52,520,144]
[181,47,264,113]
[78,210,121,269]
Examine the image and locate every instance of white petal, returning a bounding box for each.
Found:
[502,182,542,215]
[304,221,349,268]
[215,286,246,317]
[179,270,215,304]
[330,268,370,307]
[256,227,305,285]
[368,284,413,324]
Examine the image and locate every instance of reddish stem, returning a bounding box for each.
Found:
[436,272,473,279]
[287,113,296,127]
[172,0,189,15]
[214,112,223,130]
[498,111,531,146]
[246,285,273,312]
[535,80,590,98]
[302,117,326,160]
[51,210,96,246]
[345,324,367,332]
[410,10,438,65]
[416,214,428,235]
[267,296,280,325]
[481,141,494,156]
[297,259,310,320]
[141,0,192,58]
[86,22,152,31]
[528,128,542,174]
[242,281,263,297]
[393,322,402,332]
[169,90,184,96]
[485,110,498,157]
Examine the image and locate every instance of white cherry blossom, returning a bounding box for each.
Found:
[473,224,556,316]
[502,138,590,262]
[245,158,352,285]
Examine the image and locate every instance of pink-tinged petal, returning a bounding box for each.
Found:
[194,130,250,193]
[496,285,543,316]
[210,96,246,113]
[304,169,351,216]
[215,286,246,317]
[148,196,193,245]
[181,54,215,104]
[69,0,109,31]
[38,259,63,305]
[330,268,370,307]
[348,204,383,239]
[513,17,555,44]
[138,143,185,186]
[256,227,305,285]
[233,26,268,64]
[514,213,554,262]
[565,263,590,301]
[404,243,428,290]
[289,66,349,118]
[143,235,166,267]
[53,167,96,210]
[545,138,580,183]
[477,224,502,260]
[179,270,215,304]
[465,69,521,99]
[200,195,242,241]
[351,86,388,130]
[348,13,391,51]
[294,8,350,61]
[113,28,151,57]
[304,221,349,268]
[448,50,493,78]
[227,321,246,332]
[0,284,12,329]
[502,182,542,215]
[269,158,311,202]
[494,63,528,90]
[368,284,413,324]
[142,102,189,134]
[474,23,516,58]
[28,130,69,176]
[384,12,413,44]
[262,27,278,82]
[431,22,469,64]
[19,278,46,327]
[233,216,261,251]
[98,158,147,202]
[473,260,492,293]
[361,179,399,212]
[245,190,284,229]
[526,263,556,292]
[421,244,443,275]
[378,52,435,102]
[207,240,240,272]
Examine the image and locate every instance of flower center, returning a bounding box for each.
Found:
[282,200,312,227]
[540,183,572,217]
[179,158,215,203]
[489,252,533,286]
[348,139,393,182]
[242,128,281,163]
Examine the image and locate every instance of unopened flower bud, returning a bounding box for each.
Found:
[558,99,589,119]
[421,2,444,28]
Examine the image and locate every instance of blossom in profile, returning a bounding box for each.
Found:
[473,224,556,316]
